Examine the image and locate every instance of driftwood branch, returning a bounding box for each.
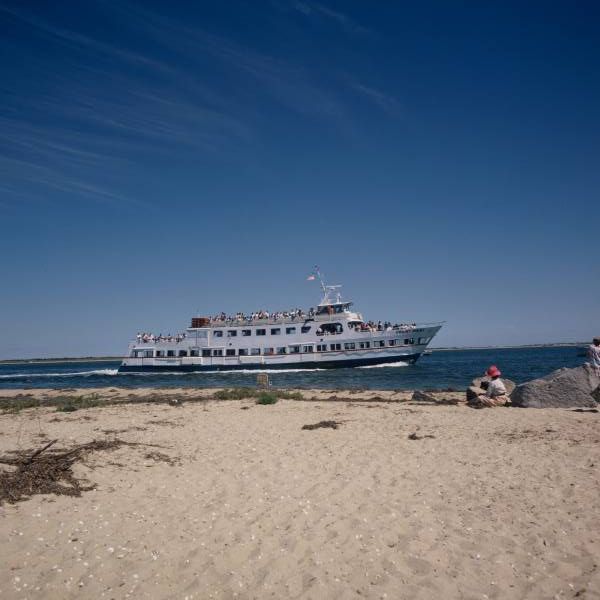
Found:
[24,439,57,465]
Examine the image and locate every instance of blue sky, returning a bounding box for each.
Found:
[0,1,598,358]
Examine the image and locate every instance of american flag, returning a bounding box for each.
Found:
[306,266,319,281]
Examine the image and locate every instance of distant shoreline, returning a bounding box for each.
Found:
[431,342,586,351]
[0,357,122,365]
[0,342,587,365]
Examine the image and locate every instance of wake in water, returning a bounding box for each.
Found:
[0,369,119,379]
[358,361,409,369]
[0,367,327,380]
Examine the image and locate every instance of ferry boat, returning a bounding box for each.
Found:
[118,273,443,373]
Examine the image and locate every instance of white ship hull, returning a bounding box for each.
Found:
[119,323,442,373]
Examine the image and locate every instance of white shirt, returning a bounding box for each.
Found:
[588,344,600,368]
[487,378,507,398]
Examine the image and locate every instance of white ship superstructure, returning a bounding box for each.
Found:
[118,274,442,373]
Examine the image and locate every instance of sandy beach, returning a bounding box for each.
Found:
[1,389,599,599]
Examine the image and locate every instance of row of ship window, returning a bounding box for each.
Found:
[213,326,311,337]
[131,337,431,358]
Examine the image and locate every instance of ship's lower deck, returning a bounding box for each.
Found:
[118,351,421,372]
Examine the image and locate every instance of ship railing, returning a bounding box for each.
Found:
[207,316,314,327]
[137,338,186,344]
[204,318,444,329]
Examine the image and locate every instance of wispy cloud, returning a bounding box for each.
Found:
[0,155,145,207]
[0,4,172,73]
[291,1,370,35]
[350,83,402,117]
[0,4,260,206]
[110,2,347,119]
[0,1,396,207]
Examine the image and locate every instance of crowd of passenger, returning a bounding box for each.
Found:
[210,307,314,324]
[349,321,417,333]
[137,332,187,344]
[136,318,416,344]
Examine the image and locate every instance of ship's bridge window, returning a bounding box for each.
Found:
[227,330,237,337]
[316,344,327,352]
[202,349,211,357]
[226,349,236,356]
[270,328,281,335]
[330,343,341,351]
[214,330,223,338]
[404,338,415,345]
[418,337,431,344]
[316,303,350,315]
[286,327,296,335]
[256,329,266,336]
[318,323,343,335]
[179,350,188,357]
[212,349,223,357]
[242,329,251,337]
[303,345,313,353]
[301,325,311,334]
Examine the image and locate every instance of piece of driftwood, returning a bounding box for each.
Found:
[408,432,436,440]
[23,439,57,465]
[302,420,341,430]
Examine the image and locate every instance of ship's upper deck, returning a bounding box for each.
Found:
[191,303,361,329]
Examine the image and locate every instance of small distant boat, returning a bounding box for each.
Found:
[118,271,443,373]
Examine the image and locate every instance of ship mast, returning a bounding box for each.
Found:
[314,267,342,305]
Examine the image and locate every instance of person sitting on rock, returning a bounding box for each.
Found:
[587,337,600,374]
[474,365,510,407]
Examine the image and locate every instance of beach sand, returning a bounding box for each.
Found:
[1,390,599,599]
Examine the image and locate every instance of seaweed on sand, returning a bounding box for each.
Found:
[0,438,138,504]
[302,420,341,430]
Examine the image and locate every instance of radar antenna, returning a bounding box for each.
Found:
[313,267,343,305]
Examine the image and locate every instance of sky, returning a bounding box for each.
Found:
[0,1,598,358]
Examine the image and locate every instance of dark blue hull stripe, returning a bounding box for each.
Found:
[118,353,421,373]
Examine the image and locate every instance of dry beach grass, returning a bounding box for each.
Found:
[0,389,599,599]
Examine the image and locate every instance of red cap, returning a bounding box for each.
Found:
[486,365,501,377]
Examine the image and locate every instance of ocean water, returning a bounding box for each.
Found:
[0,346,586,391]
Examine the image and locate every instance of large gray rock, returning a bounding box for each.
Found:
[510,364,600,408]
